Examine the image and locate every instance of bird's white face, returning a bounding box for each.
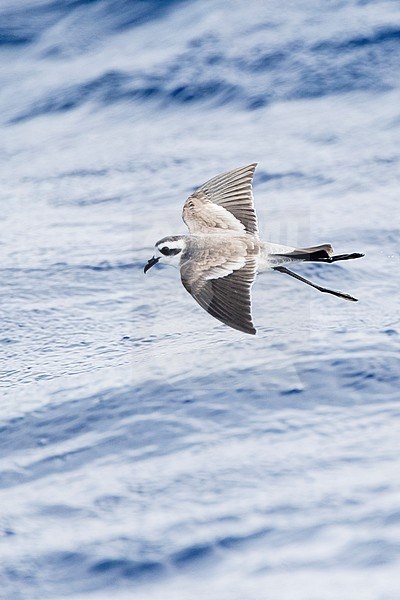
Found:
[144,236,186,273]
[156,237,186,266]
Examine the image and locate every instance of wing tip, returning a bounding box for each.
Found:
[223,162,258,178]
[243,162,258,174]
[230,322,257,335]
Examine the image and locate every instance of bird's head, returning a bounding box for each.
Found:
[144,236,186,273]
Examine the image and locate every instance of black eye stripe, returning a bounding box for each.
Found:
[159,246,181,256]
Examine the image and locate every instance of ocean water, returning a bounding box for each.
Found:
[1,0,400,598]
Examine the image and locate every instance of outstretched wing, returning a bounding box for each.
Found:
[180,239,257,335]
[182,164,258,235]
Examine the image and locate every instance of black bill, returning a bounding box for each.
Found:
[144,256,160,274]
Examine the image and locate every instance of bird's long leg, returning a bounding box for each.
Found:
[273,266,358,302]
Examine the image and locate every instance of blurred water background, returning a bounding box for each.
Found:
[0,1,400,598]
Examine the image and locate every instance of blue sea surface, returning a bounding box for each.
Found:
[1,1,400,599]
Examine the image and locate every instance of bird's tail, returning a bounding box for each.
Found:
[274,244,364,263]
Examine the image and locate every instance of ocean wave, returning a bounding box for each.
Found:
[1,1,400,599]
[0,0,186,48]
[3,1,400,123]
[10,31,400,123]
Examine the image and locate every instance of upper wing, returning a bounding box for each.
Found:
[182,164,258,235]
[180,239,257,335]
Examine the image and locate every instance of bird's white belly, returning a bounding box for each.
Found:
[257,241,297,272]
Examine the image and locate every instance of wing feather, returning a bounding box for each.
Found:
[182,164,258,235]
[180,242,257,335]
